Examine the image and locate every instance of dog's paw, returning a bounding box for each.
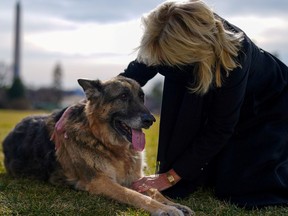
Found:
[152,206,185,216]
[169,204,195,216]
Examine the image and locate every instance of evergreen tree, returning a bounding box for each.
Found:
[7,77,26,99]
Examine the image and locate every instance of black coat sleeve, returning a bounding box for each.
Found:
[173,47,251,180]
[119,60,158,87]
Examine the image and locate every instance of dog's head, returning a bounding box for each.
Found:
[78,76,156,151]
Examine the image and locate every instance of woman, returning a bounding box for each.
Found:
[120,0,288,208]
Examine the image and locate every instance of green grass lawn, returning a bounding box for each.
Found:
[1,109,288,215]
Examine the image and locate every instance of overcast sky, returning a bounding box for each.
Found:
[0,0,287,90]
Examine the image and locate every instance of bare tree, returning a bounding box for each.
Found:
[0,62,9,88]
[146,80,163,114]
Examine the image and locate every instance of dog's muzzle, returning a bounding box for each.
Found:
[140,113,156,129]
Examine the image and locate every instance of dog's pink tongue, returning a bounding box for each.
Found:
[132,129,145,151]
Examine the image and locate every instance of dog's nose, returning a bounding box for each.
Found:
[141,113,156,128]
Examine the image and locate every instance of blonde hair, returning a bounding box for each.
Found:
[137,0,244,94]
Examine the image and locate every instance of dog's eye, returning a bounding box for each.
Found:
[120,93,128,101]
[139,93,145,102]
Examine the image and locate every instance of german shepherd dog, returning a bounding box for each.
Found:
[3,76,193,216]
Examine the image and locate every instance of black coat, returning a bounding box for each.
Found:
[120,21,288,207]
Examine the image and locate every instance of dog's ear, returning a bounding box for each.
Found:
[78,79,103,100]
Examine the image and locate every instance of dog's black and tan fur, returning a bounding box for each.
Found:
[3,76,193,216]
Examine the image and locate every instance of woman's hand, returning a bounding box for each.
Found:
[131,169,181,193]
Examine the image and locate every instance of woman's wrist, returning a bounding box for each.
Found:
[165,169,181,185]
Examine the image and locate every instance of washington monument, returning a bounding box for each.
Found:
[13,0,21,79]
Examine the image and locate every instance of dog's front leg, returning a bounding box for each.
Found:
[145,188,194,216]
[85,175,187,216]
